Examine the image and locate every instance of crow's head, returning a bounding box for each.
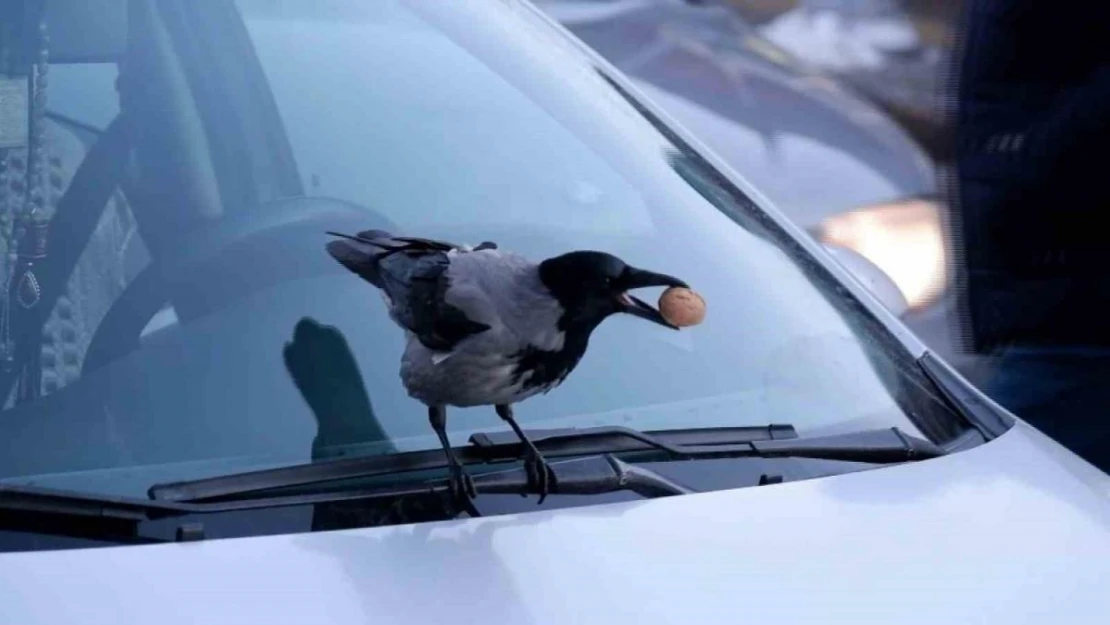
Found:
[538,251,687,331]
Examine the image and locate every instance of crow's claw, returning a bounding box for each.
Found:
[453,465,478,499]
[494,404,556,504]
[523,449,557,504]
[428,405,478,517]
[447,463,480,517]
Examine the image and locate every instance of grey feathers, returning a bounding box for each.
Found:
[325,231,494,351]
[326,229,570,407]
[324,230,685,503]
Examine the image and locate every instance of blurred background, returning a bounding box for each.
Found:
[724,0,960,160]
[535,0,1110,473]
[534,0,967,368]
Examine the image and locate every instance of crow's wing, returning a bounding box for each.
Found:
[327,231,494,351]
[384,252,493,351]
[390,236,460,251]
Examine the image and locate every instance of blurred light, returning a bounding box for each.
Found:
[817,198,946,309]
[740,34,799,70]
[820,244,909,316]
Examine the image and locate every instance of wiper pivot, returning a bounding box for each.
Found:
[473,454,696,499]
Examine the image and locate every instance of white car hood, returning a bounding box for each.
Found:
[4,423,1110,624]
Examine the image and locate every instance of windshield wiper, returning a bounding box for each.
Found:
[150,425,942,504]
[0,426,944,544]
[150,424,795,502]
[0,455,692,544]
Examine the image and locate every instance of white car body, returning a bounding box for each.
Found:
[4,420,1109,625]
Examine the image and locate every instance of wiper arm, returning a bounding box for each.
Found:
[748,426,945,463]
[468,425,943,463]
[151,425,942,505]
[474,454,696,498]
[0,483,183,545]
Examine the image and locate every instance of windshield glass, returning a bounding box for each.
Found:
[0,0,961,498]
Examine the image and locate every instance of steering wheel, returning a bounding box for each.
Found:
[81,196,396,375]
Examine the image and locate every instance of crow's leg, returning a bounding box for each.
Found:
[428,405,478,515]
[496,404,556,504]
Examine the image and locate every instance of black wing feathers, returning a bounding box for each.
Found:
[400,256,491,351]
[327,230,492,351]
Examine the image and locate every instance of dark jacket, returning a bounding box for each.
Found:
[955,0,1110,351]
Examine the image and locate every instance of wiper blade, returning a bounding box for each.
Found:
[150,425,942,504]
[150,424,796,502]
[468,425,942,463]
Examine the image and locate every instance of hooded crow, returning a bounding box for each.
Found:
[326,229,687,506]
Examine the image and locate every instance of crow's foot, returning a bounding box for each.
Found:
[522,446,557,504]
[496,404,557,504]
[446,461,480,517]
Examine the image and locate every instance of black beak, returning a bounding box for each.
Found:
[616,267,688,330]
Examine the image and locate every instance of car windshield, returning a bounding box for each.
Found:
[0,0,961,498]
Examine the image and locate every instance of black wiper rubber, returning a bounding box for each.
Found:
[150,425,942,504]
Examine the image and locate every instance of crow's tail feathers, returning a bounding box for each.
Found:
[325,229,465,285]
[325,230,397,287]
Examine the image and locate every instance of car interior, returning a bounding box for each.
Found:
[0,0,970,512]
[0,0,404,486]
